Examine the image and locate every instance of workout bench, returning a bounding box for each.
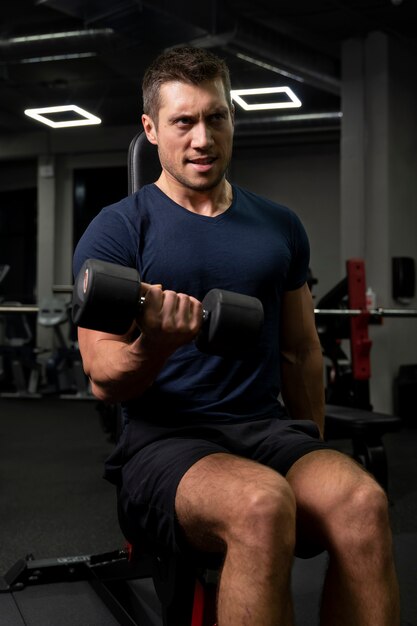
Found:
[0,545,218,626]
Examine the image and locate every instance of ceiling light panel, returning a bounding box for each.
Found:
[19,52,96,64]
[231,87,302,111]
[10,29,113,43]
[24,105,101,128]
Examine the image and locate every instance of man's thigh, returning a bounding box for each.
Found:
[118,436,228,553]
[175,451,293,552]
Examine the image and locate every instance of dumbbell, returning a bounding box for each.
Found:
[72,259,264,358]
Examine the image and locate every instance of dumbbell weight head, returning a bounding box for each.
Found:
[196,288,264,358]
[72,259,141,334]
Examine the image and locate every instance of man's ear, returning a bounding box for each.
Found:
[142,114,158,145]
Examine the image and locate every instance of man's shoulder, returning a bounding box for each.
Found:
[232,184,296,218]
[100,184,157,221]
[72,187,157,276]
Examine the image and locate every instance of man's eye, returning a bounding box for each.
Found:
[209,113,227,124]
[176,117,192,126]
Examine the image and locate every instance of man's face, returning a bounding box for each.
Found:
[144,78,234,193]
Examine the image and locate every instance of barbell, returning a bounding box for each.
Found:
[314,308,417,318]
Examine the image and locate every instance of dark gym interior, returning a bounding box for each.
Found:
[1,1,417,625]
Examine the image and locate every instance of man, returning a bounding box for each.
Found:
[73,46,400,625]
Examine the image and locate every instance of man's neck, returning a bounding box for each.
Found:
[155,174,233,218]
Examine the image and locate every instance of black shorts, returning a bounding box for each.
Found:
[117,417,329,557]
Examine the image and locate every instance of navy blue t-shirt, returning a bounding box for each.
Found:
[73,183,309,426]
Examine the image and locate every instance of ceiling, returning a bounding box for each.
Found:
[1,0,416,137]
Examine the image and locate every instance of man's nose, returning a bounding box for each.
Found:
[190,122,213,149]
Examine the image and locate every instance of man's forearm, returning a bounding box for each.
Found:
[280,342,325,437]
[82,333,172,404]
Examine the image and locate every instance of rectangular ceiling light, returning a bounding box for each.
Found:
[20,52,96,64]
[24,105,102,128]
[10,29,113,43]
[231,86,302,111]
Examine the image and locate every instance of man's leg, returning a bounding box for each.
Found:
[175,452,297,626]
[286,449,400,626]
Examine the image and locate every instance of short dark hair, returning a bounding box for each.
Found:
[142,46,232,121]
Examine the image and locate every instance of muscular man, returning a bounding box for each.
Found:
[73,46,400,625]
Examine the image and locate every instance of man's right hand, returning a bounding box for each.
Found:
[138,283,203,354]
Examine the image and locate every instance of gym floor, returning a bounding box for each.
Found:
[0,397,416,625]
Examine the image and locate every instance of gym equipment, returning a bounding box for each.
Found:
[37,296,92,399]
[72,257,264,358]
[0,296,91,399]
[0,547,219,626]
[0,300,41,399]
[392,256,415,303]
[0,264,42,398]
[314,259,404,489]
[393,364,417,425]
[315,306,417,317]
[0,304,39,314]
[316,259,417,409]
[324,404,400,488]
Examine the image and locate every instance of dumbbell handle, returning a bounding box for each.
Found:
[138,294,210,324]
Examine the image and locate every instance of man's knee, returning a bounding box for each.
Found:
[227,475,297,553]
[176,454,297,558]
[330,473,392,554]
[350,477,390,534]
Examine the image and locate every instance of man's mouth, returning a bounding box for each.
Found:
[187,156,217,165]
[186,156,217,172]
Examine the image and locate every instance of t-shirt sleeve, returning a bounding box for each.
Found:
[284,212,310,291]
[73,197,139,281]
